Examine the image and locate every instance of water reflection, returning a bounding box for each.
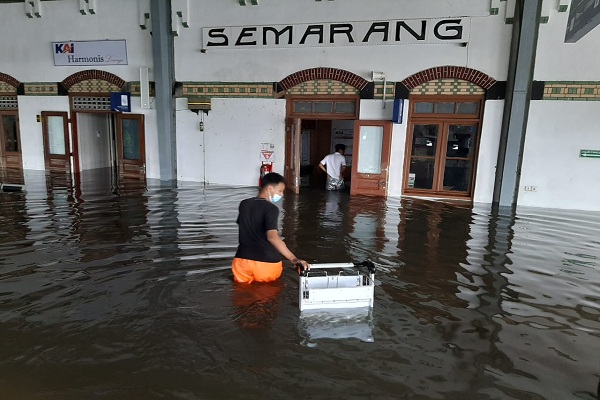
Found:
[299,308,374,345]
[0,170,598,399]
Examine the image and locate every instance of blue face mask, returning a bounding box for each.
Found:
[270,193,283,203]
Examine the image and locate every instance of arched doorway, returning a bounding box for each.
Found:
[401,66,496,200]
[280,67,390,196]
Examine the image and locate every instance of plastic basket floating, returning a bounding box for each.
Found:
[299,261,375,311]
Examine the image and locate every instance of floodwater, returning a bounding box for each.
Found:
[1,170,599,400]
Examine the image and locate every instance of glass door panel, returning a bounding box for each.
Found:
[408,124,439,190]
[351,120,392,197]
[442,124,477,193]
[2,115,18,152]
[445,124,477,159]
[116,114,145,179]
[409,158,436,190]
[121,118,141,160]
[443,159,472,192]
[356,125,383,174]
[47,116,66,155]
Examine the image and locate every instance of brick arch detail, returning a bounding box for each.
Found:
[402,66,496,91]
[0,73,21,89]
[62,70,126,91]
[279,68,368,91]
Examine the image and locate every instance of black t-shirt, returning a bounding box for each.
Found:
[234,197,281,263]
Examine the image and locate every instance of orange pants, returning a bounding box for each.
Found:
[232,257,283,283]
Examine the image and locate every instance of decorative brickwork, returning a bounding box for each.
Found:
[412,79,485,95]
[402,66,496,91]
[69,79,121,93]
[0,82,16,94]
[183,82,273,98]
[279,68,368,91]
[0,73,20,93]
[286,79,359,95]
[24,83,59,95]
[543,82,600,100]
[62,70,125,91]
[374,81,395,99]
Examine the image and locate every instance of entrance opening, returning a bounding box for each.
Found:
[72,111,146,183]
[285,96,358,193]
[298,119,353,190]
[41,105,147,187]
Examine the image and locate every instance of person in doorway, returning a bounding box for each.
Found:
[319,143,347,190]
[232,172,310,283]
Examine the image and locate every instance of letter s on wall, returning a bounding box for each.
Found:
[207,28,229,47]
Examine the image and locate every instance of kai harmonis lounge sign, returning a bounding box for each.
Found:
[52,40,128,66]
[202,18,470,49]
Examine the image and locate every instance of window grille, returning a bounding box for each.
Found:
[72,96,111,111]
[0,96,18,109]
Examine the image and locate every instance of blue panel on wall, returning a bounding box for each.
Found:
[110,92,131,112]
[392,99,404,124]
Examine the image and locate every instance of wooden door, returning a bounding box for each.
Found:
[116,113,146,179]
[350,120,392,196]
[284,117,301,193]
[404,121,479,196]
[42,112,71,173]
[0,111,23,183]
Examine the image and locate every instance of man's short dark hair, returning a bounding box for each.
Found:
[335,144,346,152]
[261,172,285,188]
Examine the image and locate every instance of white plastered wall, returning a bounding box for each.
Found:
[519,7,600,210]
[520,101,600,211]
[473,100,504,204]
[17,96,70,171]
[175,0,505,83]
[77,114,111,170]
[1,0,160,179]
[177,98,286,186]
[0,0,153,83]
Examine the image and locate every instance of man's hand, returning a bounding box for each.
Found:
[292,258,310,274]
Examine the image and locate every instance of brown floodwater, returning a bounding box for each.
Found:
[1,169,599,400]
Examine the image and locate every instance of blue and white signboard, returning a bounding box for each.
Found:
[52,40,128,66]
[110,92,131,112]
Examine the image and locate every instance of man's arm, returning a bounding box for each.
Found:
[319,163,327,174]
[266,230,309,270]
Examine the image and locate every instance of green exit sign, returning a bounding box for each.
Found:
[580,150,600,158]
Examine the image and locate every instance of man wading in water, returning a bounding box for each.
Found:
[232,172,310,283]
[319,143,346,191]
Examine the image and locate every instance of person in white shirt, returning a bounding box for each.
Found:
[319,144,346,190]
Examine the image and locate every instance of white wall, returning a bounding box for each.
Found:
[176,101,206,183]
[519,101,600,211]
[535,8,600,81]
[17,96,70,171]
[196,98,286,186]
[0,0,153,83]
[473,100,504,204]
[77,113,111,170]
[175,0,506,83]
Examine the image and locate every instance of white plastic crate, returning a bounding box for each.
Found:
[299,261,375,311]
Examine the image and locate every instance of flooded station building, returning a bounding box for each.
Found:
[0,0,599,211]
